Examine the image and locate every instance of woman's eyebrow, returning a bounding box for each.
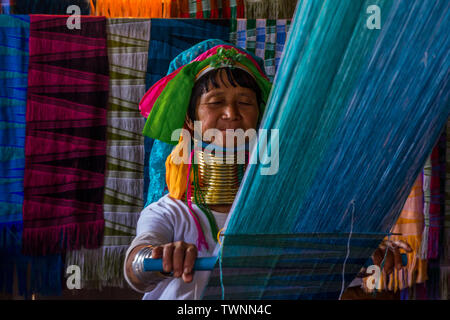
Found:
[203,90,225,98]
[237,92,256,99]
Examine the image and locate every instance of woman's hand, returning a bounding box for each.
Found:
[151,241,198,283]
[371,240,412,274]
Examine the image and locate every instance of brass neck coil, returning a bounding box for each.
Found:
[191,146,248,205]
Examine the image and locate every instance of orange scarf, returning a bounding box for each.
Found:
[90,0,174,18]
[165,134,192,200]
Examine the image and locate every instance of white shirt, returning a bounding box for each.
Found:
[123,194,228,300]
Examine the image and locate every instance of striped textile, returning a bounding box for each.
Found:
[89,0,243,19]
[421,156,432,259]
[203,233,385,299]
[244,0,298,19]
[145,19,231,86]
[223,0,244,19]
[90,0,170,18]
[375,175,428,292]
[1,0,11,14]
[231,18,291,80]
[186,0,244,19]
[0,14,62,297]
[0,13,29,295]
[66,18,150,289]
[11,0,91,14]
[0,14,27,243]
[275,19,290,72]
[443,119,450,300]
[22,15,109,255]
[428,135,445,259]
[188,0,211,18]
[426,131,447,299]
[143,19,231,206]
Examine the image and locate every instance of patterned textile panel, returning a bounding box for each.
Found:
[0,14,62,297]
[186,0,245,19]
[22,15,109,255]
[443,120,450,300]
[231,18,291,81]
[0,13,29,295]
[89,0,245,19]
[66,18,150,289]
[0,0,11,14]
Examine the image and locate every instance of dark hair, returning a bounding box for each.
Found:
[187,67,263,121]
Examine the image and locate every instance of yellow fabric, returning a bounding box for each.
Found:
[165,134,192,200]
[365,175,428,292]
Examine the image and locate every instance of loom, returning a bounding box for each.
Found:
[144,0,449,299]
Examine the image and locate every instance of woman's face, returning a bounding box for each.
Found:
[189,69,259,147]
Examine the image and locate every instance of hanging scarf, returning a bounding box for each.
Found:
[22,15,109,255]
[90,0,168,18]
[442,119,450,300]
[0,13,30,295]
[0,0,11,14]
[244,0,298,19]
[425,131,447,299]
[183,0,245,19]
[372,175,428,293]
[89,0,244,19]
[231,18,291,81]
[165,134,214,251]
[0,14,62,298]
[65,18,150,290]
[428,135,445,259]
[166,134,193,200]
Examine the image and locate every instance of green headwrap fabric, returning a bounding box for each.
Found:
[141,44,272,145]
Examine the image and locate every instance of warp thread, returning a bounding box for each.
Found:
[202,0,450,300]
[339,200,355,300]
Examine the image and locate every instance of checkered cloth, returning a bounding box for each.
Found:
[231,18,291,80]
[185,0,244,18]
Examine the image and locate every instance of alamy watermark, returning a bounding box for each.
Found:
[171,121,279,176]
[366,5,381,30]
[66,5,81,30]
[66,264,81,289]
[364,264,382,290]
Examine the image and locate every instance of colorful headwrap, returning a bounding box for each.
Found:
[139,40,272,251]
[140,39,272,145]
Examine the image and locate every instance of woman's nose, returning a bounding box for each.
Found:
[222,102,240,120]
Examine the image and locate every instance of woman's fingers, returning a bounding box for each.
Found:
[371,240,411,277]
[393,240,413,253]
[182,245,198,283]
[158,241,198,282]
[162,243,175,273]
[173,241,187,278]
[151,246,163,259]
[372,248,381,266]
[393,245,402,270]
[383,249,395,275]
[383,240,412,253]
[373,246,394,274]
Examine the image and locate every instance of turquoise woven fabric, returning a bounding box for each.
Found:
[203,0,450,300]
